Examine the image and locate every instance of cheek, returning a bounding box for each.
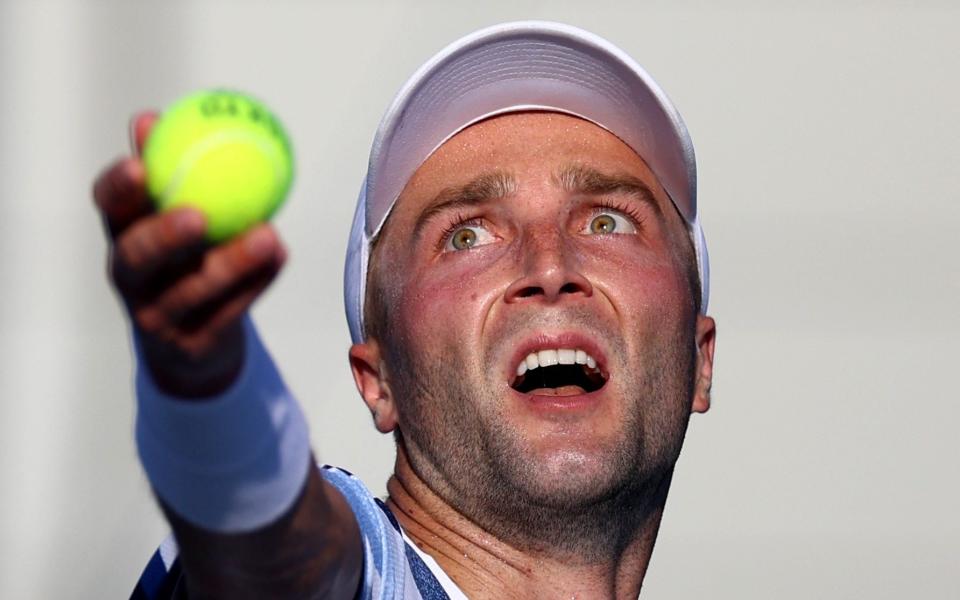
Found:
[587,247,691,323]
[393,251,506,342]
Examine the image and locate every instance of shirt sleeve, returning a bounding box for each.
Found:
[130,468,425,600]
[129,536,184,600]
[320,466,424,600]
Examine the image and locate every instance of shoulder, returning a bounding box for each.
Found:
[319,466,428,598]
[322,467,464,600]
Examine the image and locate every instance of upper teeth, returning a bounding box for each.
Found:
[516,348,598,376]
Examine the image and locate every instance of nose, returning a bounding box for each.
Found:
[504,227,593,304]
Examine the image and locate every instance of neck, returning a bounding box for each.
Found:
[386,443,672,599]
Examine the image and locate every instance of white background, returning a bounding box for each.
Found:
[1,1,957,598]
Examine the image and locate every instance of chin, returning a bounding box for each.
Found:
[490,429,647,510]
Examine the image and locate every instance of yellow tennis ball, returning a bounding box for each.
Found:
[143,89,294,242]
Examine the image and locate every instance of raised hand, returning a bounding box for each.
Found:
[93,112,287,397]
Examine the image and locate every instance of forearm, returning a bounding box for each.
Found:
[94,118,361,597]
[135,317,361,597]
[163,465,361,599]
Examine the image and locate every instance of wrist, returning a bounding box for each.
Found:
[135,315,312,532]
[138,321,245,399]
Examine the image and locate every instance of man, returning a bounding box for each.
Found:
[97,21,716,599]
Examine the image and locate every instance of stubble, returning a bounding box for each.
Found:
[385,309,696,562]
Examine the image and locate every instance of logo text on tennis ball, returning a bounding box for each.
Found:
[144,90,295,242]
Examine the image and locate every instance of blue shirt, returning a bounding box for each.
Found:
[131,465,468,600]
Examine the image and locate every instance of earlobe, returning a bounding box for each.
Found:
[348,340,399,433]
[692,315,716,414]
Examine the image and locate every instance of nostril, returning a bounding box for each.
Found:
[506,277,592,303]
[504,257,593,303]
[515,286,544,299]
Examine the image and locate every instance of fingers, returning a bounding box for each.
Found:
[96,109,288,394]
[172,256,280,355]
[132,224,286,342]
[92,111,158,239]
[93,157,153,238]
[112,207,207,293]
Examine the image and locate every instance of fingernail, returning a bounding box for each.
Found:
[124,158,145,183]
[128,111,158,156]
[245,227,275,258]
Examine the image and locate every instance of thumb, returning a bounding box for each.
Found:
[128,111,160,157]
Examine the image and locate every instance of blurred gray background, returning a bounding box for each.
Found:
[1,1,957,598]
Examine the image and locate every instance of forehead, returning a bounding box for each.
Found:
[392,112,665,215]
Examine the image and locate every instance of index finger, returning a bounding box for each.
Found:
[92,157,153,239]
[93,111,161,239]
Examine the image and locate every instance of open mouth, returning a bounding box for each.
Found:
[510,348,607,396]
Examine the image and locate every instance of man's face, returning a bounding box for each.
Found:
[364,112,712,540]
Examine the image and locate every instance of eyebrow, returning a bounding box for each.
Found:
[553,164,661,215]
[412,171,517,240]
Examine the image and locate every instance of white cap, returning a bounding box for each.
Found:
[344,21,709,343]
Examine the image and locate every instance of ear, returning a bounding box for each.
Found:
[692,315,716,414]
[348,339,398,433]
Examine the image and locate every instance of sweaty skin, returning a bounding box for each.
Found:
[97,111,714,598]
[350,112,716,599]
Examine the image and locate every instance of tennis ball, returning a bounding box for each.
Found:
[143,89,294,242]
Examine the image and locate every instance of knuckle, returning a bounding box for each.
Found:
[93,160,128,207]
[173,278,205,312]
[116,223,159,272]
[201,243,251,289]
[158,275,207,321]
[92,159,150,233]
[91,165,116,208]
[204,253,236,288]
[133,306,167,337]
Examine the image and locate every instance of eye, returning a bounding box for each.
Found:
[443,222,495,251]
[584,210,637,235]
